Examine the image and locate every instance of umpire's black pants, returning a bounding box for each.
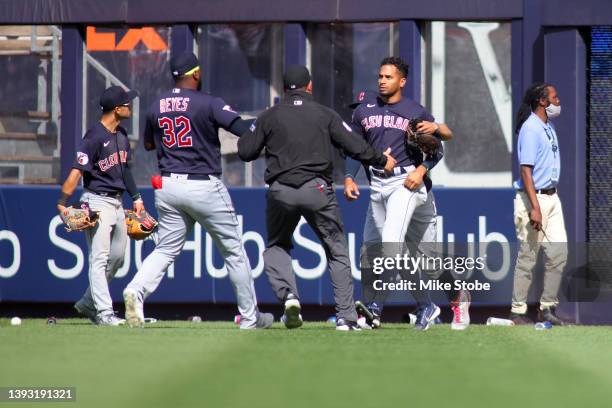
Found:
[263,177,358,322]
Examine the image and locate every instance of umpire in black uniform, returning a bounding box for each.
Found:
[238,65,396,331]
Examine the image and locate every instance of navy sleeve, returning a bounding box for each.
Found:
[345,157,362,179]
[420,108,435,123]
[72,135,97,172]
[228,117,256,137]
[210,97,240,130]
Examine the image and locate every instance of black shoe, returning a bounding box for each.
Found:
[336,318,362,331]
[538,307,568,326]
[355,300,381,329]
[509,312,533,325]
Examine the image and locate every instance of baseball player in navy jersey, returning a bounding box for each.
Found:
[57,86,147,326]
[344,57,470,331]
[122,52,273,329]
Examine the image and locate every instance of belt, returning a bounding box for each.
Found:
[518,188,556,195]
[85,190,122,198]
[162,172,219,180]
[370,166,410,179]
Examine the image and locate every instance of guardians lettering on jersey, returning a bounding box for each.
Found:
[361,115,410,132]
[98,150,128,172]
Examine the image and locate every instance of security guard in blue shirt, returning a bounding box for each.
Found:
[511,82,568,326]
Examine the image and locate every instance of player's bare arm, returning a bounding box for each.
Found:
[416,121,453,141]
[520,164,542,230]
[56,168,83,213]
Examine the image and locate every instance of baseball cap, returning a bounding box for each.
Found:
[349,90,378,108]
[170,52,200,77]
[99,86,138,111]
[283,65,311,90]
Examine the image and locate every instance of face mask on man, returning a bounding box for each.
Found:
[546,103,561,118]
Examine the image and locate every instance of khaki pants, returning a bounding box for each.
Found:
[511,191,568,314]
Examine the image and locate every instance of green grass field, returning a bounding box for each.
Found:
[1,319,612,408]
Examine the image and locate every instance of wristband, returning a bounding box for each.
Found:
[433,124,441,138]
[57,192,70,207]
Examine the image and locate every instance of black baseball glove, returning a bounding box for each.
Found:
[406,118,441,155]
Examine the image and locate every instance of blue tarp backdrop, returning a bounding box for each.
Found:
[0,186,516,305]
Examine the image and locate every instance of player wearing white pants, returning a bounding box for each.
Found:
[58,86,145,326]
[367,167,429,243]
[123,52,271,329]
[76,192,128,318]
[358,168,435,307]
[363,176,436,251]
[347,57,460,330]
[125,175,260,328]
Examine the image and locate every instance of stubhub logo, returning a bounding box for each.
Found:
[0,214,512,282]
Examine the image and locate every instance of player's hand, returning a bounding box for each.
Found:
[133,199,145,217]
[404,168,425,191]
[416,121,439,135]
[57,204,67,214]
[529,207,542,231]
[344,178,360,201]
[383,148,396,173]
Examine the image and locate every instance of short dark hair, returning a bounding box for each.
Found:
[380,56,409,78]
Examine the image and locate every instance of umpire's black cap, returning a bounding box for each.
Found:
[170,52,200,77]
[349,90,378,108]
[99,86,138,111]
[283,65,311,90]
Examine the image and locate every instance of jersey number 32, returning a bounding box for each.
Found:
[158,116,193,148]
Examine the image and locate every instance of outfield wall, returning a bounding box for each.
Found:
[0,186,517,305]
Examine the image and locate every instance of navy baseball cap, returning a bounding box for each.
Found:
[170,52,200,77]
[349,90,378,108]
[283,65,311,90]
[99,86,138,111]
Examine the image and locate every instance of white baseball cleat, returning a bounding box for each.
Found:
[450,290,471,331]
[356,316,372,330]
[123,288,144,328]
[281,294,303,329]
[336,318,362,331]
[95,314,125,326]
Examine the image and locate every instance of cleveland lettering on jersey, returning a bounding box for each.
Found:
[72,122,132,194]
[352,98,434,168]
[98,150,128,172]
[361,115,410,132]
